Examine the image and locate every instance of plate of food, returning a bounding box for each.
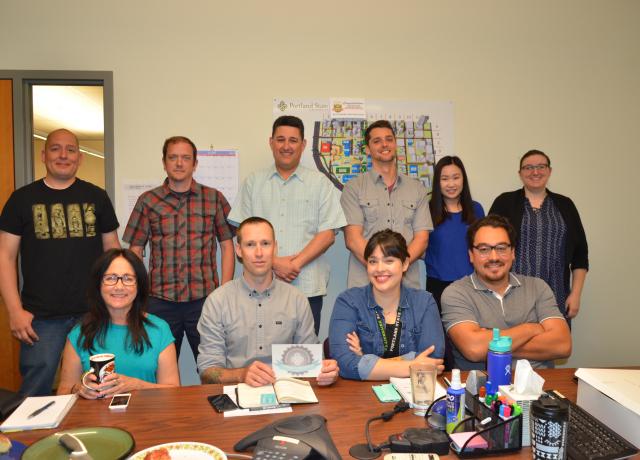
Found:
[128,442,226,460]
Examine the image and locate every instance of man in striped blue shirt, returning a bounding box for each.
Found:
[229,116,346,334]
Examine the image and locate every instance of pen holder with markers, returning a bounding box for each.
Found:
[444,393,522,458]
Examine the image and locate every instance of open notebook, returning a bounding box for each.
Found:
[0,394,77,431]
[237,377,318,409]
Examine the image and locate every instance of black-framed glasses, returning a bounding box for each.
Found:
[472,244,512,257]
[520,164,549,172]
[102,274,137,286]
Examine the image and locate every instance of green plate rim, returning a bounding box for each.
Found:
[21,426,135,460]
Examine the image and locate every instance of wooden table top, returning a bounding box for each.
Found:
[5,368,621,459]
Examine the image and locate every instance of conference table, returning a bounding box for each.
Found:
[8,368,636,459]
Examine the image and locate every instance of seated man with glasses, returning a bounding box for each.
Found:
[441,215,571,370]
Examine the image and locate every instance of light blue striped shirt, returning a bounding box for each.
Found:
[229,165,346,297]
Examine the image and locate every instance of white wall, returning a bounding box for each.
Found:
[2,1,639,378]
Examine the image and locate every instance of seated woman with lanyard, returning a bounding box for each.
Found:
[329,229,444,380]
[58,248,180,398]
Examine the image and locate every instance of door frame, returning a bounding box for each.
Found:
[0,70,115,199]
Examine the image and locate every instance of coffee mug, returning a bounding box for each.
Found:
[81,353,115,390]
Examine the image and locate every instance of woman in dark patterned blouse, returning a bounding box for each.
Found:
[489,150,588,321]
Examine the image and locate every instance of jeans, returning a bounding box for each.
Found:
[426,276,455,371]
[19,316,81,396]
[308,296,323,336]
[147,297,205,360]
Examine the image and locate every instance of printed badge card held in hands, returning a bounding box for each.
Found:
[272,344,322,378]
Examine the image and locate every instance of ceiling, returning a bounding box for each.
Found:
[32,85,104,141]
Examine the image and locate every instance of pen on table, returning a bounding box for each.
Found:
[443,376,452,387]
[27,401,55,419]
[249,404,289,412]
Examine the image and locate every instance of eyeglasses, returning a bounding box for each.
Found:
[472,244,512,257]
[520,164,549,172]
[102,274,137,286]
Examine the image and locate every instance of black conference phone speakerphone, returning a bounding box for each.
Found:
[234,415,342,460]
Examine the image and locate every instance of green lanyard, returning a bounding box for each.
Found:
[374,307,402,353]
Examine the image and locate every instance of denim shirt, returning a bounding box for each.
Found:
[329,284,445,380]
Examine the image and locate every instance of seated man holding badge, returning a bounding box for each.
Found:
[197,217,339,387]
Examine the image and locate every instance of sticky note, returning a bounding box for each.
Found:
[450,432,489,451]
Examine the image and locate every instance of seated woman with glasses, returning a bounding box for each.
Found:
[57,249,180,398]
[329,230,444,380]
[490,149,588,322]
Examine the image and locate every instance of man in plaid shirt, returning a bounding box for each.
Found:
[123,136,235,361]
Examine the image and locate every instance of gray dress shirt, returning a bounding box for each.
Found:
[340,169,432,289]
[197,275,318,373]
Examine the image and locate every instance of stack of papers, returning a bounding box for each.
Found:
[0,394,77,431]
[575,368,640,448]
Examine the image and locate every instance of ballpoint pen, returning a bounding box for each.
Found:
[27,401,55,419]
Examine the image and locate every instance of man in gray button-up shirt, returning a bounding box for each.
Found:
[441,215,571,370]
[197,217,339,387]
[341,120,432,289]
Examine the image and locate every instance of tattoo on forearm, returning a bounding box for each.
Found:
[201,368,224,384]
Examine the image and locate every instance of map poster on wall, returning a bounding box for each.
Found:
[272,98,454,193]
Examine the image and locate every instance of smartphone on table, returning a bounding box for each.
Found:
[208,394,239,413]
[109,393,131,410]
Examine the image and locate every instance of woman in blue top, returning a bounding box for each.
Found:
[58,249,180,399]
[329,230,444,380]
[425,156,484,308]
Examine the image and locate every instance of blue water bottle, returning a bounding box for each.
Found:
[487,328,512,389]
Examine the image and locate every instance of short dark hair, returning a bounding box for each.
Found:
[364,120,395,146]
[519,149,551,169]
[236,217,275,244]
[80,248,152,354]
[364,229,410,262]
[162,136,197,161]
[466,214,517,249]
[272,115,304,139]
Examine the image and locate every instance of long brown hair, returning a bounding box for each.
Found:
[78,248,152,354]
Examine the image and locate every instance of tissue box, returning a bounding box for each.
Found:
[499,384,543,446]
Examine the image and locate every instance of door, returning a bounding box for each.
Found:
[0,78,21,391]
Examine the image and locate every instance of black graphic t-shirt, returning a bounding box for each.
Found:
[0,179,119,318]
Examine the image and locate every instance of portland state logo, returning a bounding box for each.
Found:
[278,100,288,112]
[274,345,319,376]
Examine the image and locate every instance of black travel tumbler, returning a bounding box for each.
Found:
[530,396,569,460]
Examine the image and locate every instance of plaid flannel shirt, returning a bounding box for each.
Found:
[123,179,234,301]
